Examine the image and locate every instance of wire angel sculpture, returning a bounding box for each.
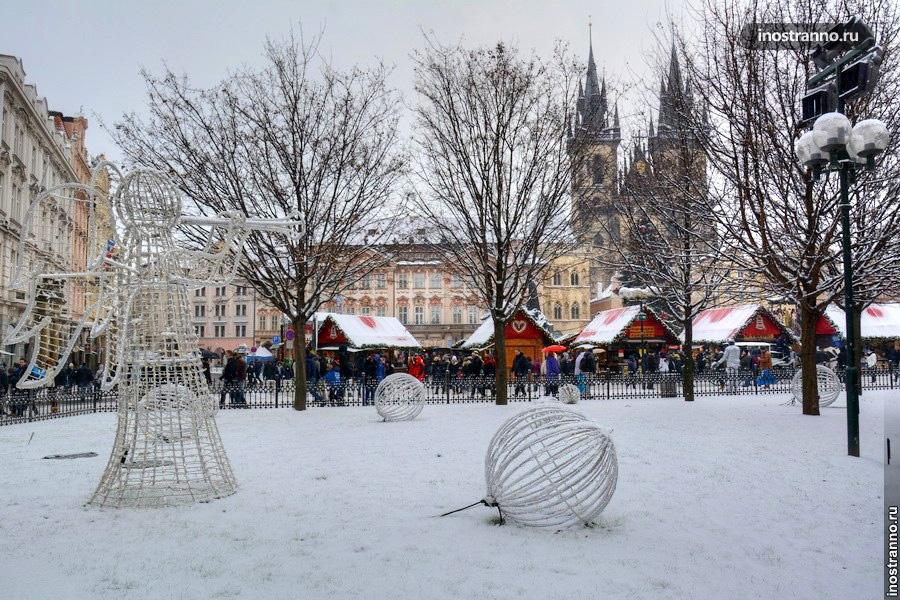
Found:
[3,165,299,507]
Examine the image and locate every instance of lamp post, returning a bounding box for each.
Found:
[796,19,889,457]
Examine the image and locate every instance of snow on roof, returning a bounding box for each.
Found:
[460,307,556,350]
[824,303,900,340]
[320,313,422,349]
[575,305,643,345]
[686,303,793,344]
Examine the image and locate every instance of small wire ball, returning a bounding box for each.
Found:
[558,383,580,404]
[791,365,842,407]
[484,405,617,528]
[375,373,426,421]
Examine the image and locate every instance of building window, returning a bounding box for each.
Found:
[413,272,425,289]
[235,304,247,317]
[195,287,205,297]
[235,324,247,337]
[376,273,386,289]
[361,306,371,316]
[593,155,605,185]
[359,275,371,290]
[430,306,440,324]
[452,306,462,324]
[377,306,386,317]
[429,273,441,288]
[214,324,225,337]
[235,286,247,296]
[398,306,408,324]
[571,304,580,320]
[398,272,408,289]
[269,315,277,329]
[214,304,226,318]
[553,303,563,320]
[195,325,205,337]
[451,274,463,288]
[552,271,562,286]
[570,271,579,286]
[468,306,478,324]
[414,305,424,325]
[259,316,266,330]
[194,305,206,318]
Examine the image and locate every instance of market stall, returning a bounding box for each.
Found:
[816,302,900,351]
[460,308,556,370]
[574,305,680,362]
[687,304,794,346]
[315,313,422,351]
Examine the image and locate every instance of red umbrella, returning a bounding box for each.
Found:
[542,345,567,353]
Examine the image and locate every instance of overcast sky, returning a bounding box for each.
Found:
[2,0,684,162]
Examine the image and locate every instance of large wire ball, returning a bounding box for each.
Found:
[484,405,618,528]
[375,373,426,421]
[558,383,580,404]
[791,365,842,407]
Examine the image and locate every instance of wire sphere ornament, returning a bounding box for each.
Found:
[791,365,842,407]
[375,373,426,421]
[558,383,580,404]
[483,405,618,528]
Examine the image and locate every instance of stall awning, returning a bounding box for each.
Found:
[822,303,900,341]
[686,304,793,344]
[574,305,679,346]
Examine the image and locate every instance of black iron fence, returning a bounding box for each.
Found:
[2,366,898,427]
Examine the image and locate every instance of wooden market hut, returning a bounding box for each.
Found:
[573,305,680,359]
[816,302,900,350]
[460,308,556,371]
[687,303,794,346]
[315,313,422,352]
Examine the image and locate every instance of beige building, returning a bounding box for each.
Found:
[538,251,593,337]
[0,55,87,360]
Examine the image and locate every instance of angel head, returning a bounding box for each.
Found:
[116,170,183,239]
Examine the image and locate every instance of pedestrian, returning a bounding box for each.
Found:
[234,351,248,406]
[866,349,878,384]
[482,354,496,397]
[201,357,212,386]
[626,353,638,389]
[544,351,560,396]
[714,339,741,393]
[512,350,531,398]
[408,353,426,382]
[363,354,377,406]
[219,350,237,407]
[324,362,343,406]
[306,351,324,406]
[757,350,776,388]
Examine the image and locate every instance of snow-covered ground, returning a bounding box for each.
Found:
[0,391,888,600]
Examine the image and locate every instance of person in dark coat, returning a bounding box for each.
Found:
[306,351,324,405]
[219,351,237,407]
[234,353,248,406]
[201,358,212,386]
[362,355,378,406]
[481,354,496,397]
[512,350,531,397]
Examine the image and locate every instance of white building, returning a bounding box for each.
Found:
[0,55,82,361]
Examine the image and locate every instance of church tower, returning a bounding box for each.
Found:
[567,29,622,291]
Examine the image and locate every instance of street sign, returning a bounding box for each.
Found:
[285,329,295,341]
[272,335,281,345]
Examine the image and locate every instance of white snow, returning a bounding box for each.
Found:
[825,302,900,340]
[0,392,885,600]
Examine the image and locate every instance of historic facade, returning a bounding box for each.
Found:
[0,55,86,361]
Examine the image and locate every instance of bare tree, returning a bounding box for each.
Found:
[673,0,900,414]
[112,31,405,410]
[411,39,584,405]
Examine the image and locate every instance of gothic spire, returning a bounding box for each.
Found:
[585,39,600,97]
[613,102,620,128]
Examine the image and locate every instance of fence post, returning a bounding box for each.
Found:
[275,378,280,409]
[606,371,610,400]
[93,388,98,413]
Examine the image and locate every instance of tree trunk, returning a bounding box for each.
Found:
[852,303,863,398]
[682,315,695,402]
[798,303,820,416]
[493,318,508,406]
[293,315,307,411]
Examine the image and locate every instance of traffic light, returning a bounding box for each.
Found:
[801,83,835,125]
[838,46,883,100]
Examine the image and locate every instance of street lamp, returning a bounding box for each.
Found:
[795,17,889,457]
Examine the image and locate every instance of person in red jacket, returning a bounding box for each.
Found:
[409,354,426,382]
